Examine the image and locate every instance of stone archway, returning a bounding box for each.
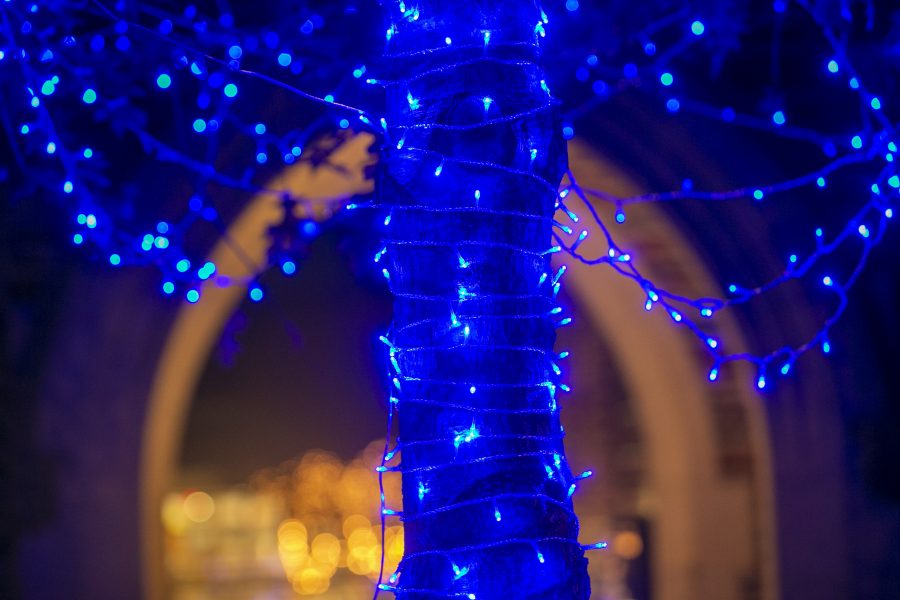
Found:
[563,140,777,600]
[140,137,777,600]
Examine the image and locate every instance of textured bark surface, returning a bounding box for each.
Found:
[377,1,589,598]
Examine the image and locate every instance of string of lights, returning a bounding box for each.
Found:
[1,0,897,597]
[369,1,597,597]
[2,0,894,389]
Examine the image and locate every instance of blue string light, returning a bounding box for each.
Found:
[1,0,896,594]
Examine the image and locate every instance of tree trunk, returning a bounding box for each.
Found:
[377,1,590,598]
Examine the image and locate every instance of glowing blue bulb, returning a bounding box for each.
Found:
[691,20,705,35]
[449,562,471,580]
[85,214,97,228]
[706,338,718,349]
[82,88,97,104]
[418,482,427,501]
[324,94,334,103]
[644,42,657,55]
[407,92,420,110]
[162,281,175,295]
[753,189,765,200]
[886,209,893,219]
[822,276,834,287]
[20,125,29,134]
[562,125,575,139]
[482,96,493,112]
[757,376,767,390]
[827,59,839,74]
[41,80,55,95]
[282,260,296,275]
[870,97,882,110]
[701,307,713,317]
[176,259,191,273]
[256,152,267,164]
[816,177,826,188]
[254,123,266,135]
[193,119,207,133]
[585,541,609,550]
[849,77,859,89]
[537,552,545,564]
[565,0,579,11]
[31,97,40,108]
[277,52,292,66]
[198,261,216,280]
[228,45,242,59]
[83,147,93,158]
[469,386,476,394]
[46,142,57,154]
[494,508,502,521]
[789,254,798,264]
[73,233,84,245]
[186,290,200,303]
[660,72,674,86]
[772,111,786,126]
[851,135,863,149]
[666,98,681,112]
[815,227,824,237]
[63,181,73,193]
[823,340,831,354]
[249,286,264,302]
[858,224,870,238]
[223,83,238,97]
[434,162,443,176]
[156,73,171,89]
[709,367,720,382]
[781,362,791,375]
[888,175,899,188]
[615,210,626,223]
[339,118,349,129]
[109,253,121,266]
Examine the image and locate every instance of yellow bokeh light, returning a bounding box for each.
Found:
[386,527,404,563]
[278,519,308,550]
[182,490,215,523]
[310,532,341,566]
[161,493,190,535]
[292,566,331,595]
[347,545,380,576]
[348,526,377,550]
[342,514,371,538]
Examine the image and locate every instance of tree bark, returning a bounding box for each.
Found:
[377,1,590,598]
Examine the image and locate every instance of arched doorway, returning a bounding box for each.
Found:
[140,137,778,600]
